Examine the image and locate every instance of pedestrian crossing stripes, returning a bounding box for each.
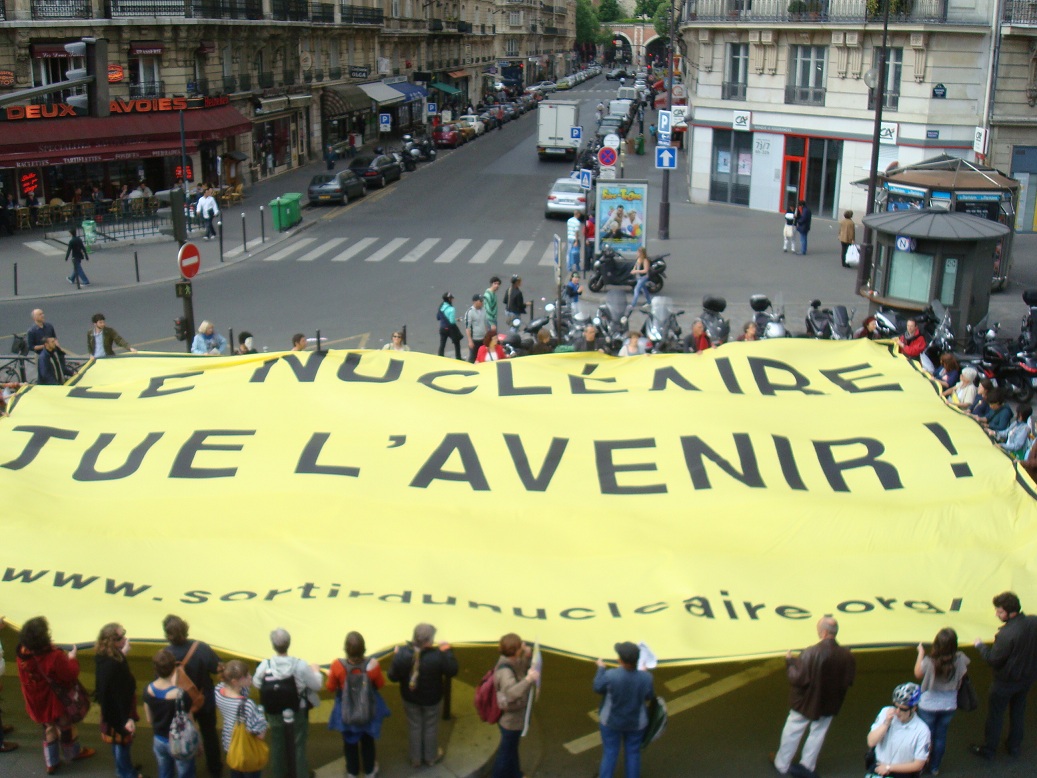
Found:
[24,240,65,256]
[298,237,346,262]
[399,238,440,263]
[263,237,315,262]
[365,237,407,262]
[433,238,471,264]
[331,237,377,262]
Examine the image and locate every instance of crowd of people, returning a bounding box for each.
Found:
[0,591,1034,778]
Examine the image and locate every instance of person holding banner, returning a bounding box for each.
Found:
[492,634,539,778]
[593,642,654,778]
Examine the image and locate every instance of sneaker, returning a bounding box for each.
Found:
[67,277,74,284]
[72,747,96,761]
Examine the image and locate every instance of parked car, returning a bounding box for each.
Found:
[348,154,402,188]
[478,110,499,130]
[555,77,573,90]
[530,80,557,94]
[307,170,366,205]
[457,114,486,135]
[455,120,477,142]
[545,177,588,218]
[606,68,628,81]
[432,122,465,147]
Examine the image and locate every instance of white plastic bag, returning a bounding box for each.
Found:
[845,243,861,267]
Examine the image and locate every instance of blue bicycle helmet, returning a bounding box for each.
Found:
[892,682,921,708]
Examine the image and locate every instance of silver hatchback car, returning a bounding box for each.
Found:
[545,177,588,218]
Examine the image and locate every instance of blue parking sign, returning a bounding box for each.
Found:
[570,126,582,140]
[427,102,438,115]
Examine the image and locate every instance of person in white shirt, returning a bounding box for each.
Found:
[618,331,646,356]
[196,188,220,240]
[866,683,930,777]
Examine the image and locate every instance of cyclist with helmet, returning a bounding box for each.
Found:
[865,683,931,777]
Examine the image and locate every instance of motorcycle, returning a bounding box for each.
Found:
[750,294,787,339]
[700,295,730,346]
[594,289,630,354]
[642,296,684,353]
[588,245,667,294]
[967,341,1037,403]
[1017,288,1037,353]
[402,134,437,162]
[499,317,535,358]
[388,147,416,172]
[963,314,1000,356]
[804,299,855,340]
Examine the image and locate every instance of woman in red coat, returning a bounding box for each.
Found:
[475,332,507,363]
[16,616,96,774]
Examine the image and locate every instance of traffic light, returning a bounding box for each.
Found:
[64,38,109,117]
[174,317,188,342]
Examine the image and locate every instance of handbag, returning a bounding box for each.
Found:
[35,654,91,724]
[226,698,269,772]
[957,671,979,712]
[845,243,861,267]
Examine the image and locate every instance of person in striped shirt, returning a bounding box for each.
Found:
[213,660,267,778]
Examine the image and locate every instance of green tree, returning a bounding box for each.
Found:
[598,0,622,23]
[653,0,673,38]
[634,0,662,17]
[575,0,600,44]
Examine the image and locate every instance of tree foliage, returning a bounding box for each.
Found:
[634,0,661,17]
[653,1,672,38]
[598,0,622,23]
[575,0,600,44]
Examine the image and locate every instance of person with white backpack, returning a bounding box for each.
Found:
[144,649,198,778]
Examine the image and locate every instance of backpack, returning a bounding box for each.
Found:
[339,658,376,728]
[474,663,516,724]
[173,642,205,715]
[167,691,200,761]
[258,661,300,716]
[436,304,447,325]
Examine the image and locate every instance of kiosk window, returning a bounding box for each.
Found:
[888,250,933,303]
[940,257,959,306]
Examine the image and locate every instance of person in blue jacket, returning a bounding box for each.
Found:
[594,641,654,778]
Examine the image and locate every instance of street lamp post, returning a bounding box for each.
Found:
[658,0,677,240]
[857,0,892,294]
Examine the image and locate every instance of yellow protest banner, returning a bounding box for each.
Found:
[1,340,1035,665]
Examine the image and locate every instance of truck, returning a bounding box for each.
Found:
[537,100,580,160]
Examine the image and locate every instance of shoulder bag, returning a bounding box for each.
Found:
[226,697,269,772]
[34,653,91,724]
[957,671,979,712]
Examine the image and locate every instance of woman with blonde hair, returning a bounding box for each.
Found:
[214,660,267,778]
[95,622,141,778]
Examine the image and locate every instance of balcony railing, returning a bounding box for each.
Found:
[685,0,956,23]
[340,3,383,23]
[429,18,443,30]
[722,81,746,100]
[1004,0,1037,24]
[310,1,334,22]
[238,73,252,90]
[785,84,825,105]
[189,0,263,19]
[283,69,296,86]
[109,0,184,15]
[223,75,238,93]
[129,81,164,97]
[31,0,92,19]
[188,78,210,96]
[271,0,307,20]
[329,66,342,80]
[0,0,6,20]
[258,71,274,89]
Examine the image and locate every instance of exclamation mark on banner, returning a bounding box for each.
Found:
[924,422,973,478]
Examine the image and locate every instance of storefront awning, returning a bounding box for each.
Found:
[430,82,461,95]
[129,41,165,56]
[447,70,468,79]
[0,140,197,169]
[322,85,370,116]
[388,82,428,103]
[0,105,251,163]
[357,82,404,106]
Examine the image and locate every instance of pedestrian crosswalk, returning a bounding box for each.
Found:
[18,234,573,268]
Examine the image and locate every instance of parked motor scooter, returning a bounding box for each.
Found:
[588,245,667,293]
[402,134,437,162]
[1017,289,1037,353]
[595,289,630,354]
[750,294,787,338]
[806,299,857,340]
[700,295,730,346]
[642,296,684,353]
[499,317,535,357]
[966,341,1037,403]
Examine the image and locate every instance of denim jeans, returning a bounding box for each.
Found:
[599,724,643,777]
[798,231,808,255]
[492,726,523,778]
[153,736,198,778]
[918,708,955,770]
[113,741,136,778]
[69,259,90,285]
[630,275,652,312]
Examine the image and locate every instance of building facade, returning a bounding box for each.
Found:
[678,0,1037,233]
[0,0,575,202]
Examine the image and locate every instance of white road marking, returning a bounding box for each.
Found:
[433,238,471,263]
[504,240,533,265]
[538,244,557,266]
[262,237,315,261]
[399,238,440,263]
[469,239,502,264]
[297,237,346,262]
[330,237,377,262]
[365,237,408,262]
[225,238,264,258]
[24,241,64,256]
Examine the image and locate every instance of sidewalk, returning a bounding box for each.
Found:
[0,144,377,303]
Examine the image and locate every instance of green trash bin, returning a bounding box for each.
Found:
[282,193,302,229]
[635,134,645,155]
[81,219,97,250]
[269,198,286,232]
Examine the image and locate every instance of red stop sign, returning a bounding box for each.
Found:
[178,242,201,280]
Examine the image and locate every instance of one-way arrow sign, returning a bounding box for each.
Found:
[655,146,677,169]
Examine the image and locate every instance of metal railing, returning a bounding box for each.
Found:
[0,0,6,20]
[1004,0,1037,23]
[189,0,263,19]
[340,3,383,23]
[271,0,307,20]
[31,0,92,19]
[129,81,164,98]
[329,66,342,80]
[108,0,183,15]
[238,73,252,90]
[283,69,296,86]
[785,84,826,105]
[223,75,237,93]
[311,1,334,22]
[188,78,210,96]
[685,0,958,23]
[722,81,747,100]
[258,71,274,88]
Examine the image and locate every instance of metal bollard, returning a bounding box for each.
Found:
[13,262,17,296]
[218,220,224,262]
[241,212,246,253]
[260,205,266,243]
[134,251,140,283]
[282,708,297,778]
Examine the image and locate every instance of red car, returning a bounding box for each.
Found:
[432,122,464,148]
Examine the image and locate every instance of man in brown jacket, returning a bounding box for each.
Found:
[838,211,856,267]
[772,616,856,778]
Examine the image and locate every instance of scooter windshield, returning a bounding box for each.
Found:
[650,296,672,321]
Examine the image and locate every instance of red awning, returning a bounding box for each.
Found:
[129,41,165,56]
[0,105,252,159]
[0,141,198,169]
[31,43,72,59]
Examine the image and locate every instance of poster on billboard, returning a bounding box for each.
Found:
[595,180,649,257]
